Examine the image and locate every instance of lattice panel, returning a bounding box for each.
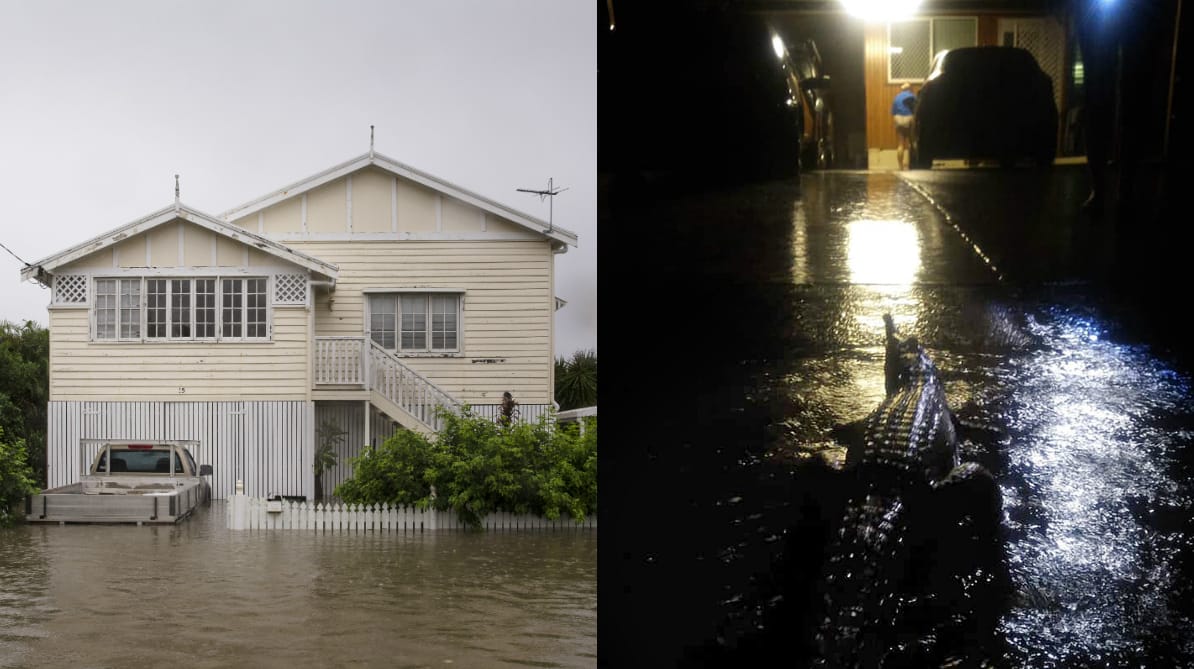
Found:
[273,274,308,305]
[890,20,931,81]
[53,275,88,304]
[1015,18,1064,112]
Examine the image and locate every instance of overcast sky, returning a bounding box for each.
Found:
[0,0,595,356]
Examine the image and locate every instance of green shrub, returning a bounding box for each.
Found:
[0,322,48,488]
[0,428,36,527]
[333,408,597,529]
[335,427,436,508]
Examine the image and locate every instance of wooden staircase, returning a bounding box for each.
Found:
[314,337,461,434]
[366,340,461,434]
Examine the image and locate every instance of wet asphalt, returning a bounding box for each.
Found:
[600,166,1194,668]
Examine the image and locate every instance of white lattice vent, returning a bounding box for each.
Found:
[53,275,88,304]
[274,274,308,305]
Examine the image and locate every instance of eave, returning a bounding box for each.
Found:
[217,151,579,249]
[20,203,340,287]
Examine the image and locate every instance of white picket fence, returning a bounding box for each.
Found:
[225,495,596,532]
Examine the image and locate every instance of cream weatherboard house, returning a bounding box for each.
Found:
[20,150,578,500]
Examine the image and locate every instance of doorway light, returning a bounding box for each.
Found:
[839,0,922,21]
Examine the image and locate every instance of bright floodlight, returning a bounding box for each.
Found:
[839,0,922,21]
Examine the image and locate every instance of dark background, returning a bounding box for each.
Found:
[598,0,1190,665]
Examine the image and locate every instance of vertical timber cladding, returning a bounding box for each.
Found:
[314,401,402,497]
[47,400,313,500]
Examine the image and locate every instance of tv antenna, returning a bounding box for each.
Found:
[517,177,568,234]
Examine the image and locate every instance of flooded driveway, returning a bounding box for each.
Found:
[603,170,1194,667]
[0,503,596,668]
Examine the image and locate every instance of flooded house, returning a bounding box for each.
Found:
[19,147,577,500]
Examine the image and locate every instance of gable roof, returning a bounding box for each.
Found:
[218,151,579,248]
[20,202,340,287]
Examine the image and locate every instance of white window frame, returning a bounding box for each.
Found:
[364,289,463,356]
[887,16,978,83]
[91,275,272,343]
[94,278,143,341]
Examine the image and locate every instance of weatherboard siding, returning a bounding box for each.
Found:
[219,167,558,405]
[48,307,311,402]
[295,239,555,405]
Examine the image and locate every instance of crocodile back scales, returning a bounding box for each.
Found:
[814,315,962,667]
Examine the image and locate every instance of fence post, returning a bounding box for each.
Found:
[229,479,247,530]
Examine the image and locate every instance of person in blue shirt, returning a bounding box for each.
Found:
[891,83,917,170]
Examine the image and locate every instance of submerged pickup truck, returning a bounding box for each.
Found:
[27,440,213,525]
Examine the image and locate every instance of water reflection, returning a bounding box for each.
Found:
[0,503,596,668]
[845,219,919,287]
[999,309,1194,665]
[776,172,1194,665]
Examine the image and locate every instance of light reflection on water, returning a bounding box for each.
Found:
[783,181,1194,662]
[998,309,1194,665]
[695,171,1194,666]
[846,219,919,287]
[0,502,596,669]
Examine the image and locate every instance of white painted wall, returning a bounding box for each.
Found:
[229,168,556,406]
[48,306,311,401]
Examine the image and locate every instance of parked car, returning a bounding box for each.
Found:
[784,38,836,170]
[912,46,1058,168]
[598,2,802,189]
[28,440,213,524]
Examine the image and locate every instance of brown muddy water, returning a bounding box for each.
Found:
[0,501,596,668]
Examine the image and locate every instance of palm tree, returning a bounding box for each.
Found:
[555,349,597,411]
[313,420,345,503]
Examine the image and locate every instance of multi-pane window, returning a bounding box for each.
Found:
[95,280,117,339]
[195,279,216,339]
[171,279,192,338]
[430,295,458,350]
[94,276,268,341]
[222,279,244,338]
[119,281,140,339]
[369,296,397,349]
[400,295,427,349]
[369,293,460,353]
[889,17,977,82]
[95,278,142,340]
[246,278,267,338]
[146,279,167,338]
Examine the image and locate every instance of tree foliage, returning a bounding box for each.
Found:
[0,427,36,527]
[335,408,597,529]
[555,349,597,411]
[0,321,48,488]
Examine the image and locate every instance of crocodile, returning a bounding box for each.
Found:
[813,313,1002,668]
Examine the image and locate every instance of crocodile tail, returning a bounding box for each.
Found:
[815,491,908,667]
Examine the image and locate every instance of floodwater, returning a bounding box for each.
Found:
[0,502,596,668]
[604,170,1194,667]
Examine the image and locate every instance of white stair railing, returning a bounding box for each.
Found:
[366,340,462,431]
[315,337,462,431]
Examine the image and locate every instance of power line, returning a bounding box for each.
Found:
[0,240,29,267]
